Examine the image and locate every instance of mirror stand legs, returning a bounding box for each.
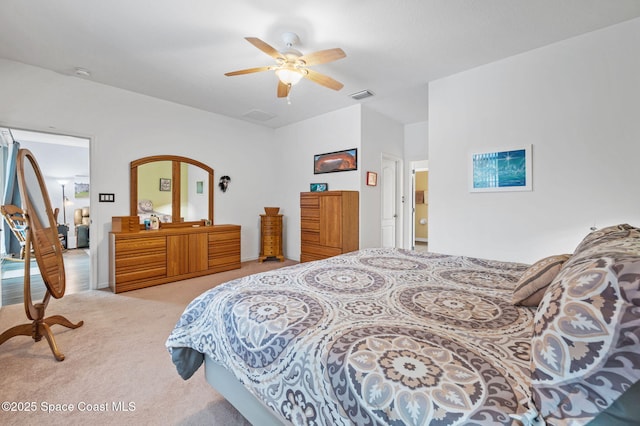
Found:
[0,314,83,361]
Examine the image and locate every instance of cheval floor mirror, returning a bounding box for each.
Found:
[0,148,83,361]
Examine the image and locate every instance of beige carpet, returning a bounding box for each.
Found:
[0,259,297,425]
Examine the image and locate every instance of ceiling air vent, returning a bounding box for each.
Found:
[243,109,276,122]
[349,90,375,101]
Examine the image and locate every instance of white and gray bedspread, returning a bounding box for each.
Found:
[166,248,536,425]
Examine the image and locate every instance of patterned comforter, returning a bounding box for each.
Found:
[166,248,537,425]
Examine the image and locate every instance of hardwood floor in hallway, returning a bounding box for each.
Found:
[1,249,90,306]
[414,241,428,252]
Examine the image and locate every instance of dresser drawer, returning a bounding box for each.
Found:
[115,252,166,283]
[262,236,280,244]
[300,195,320,208]
[301,244,341,260]
[115,236,166,255]
[301,231,320,244]
[300,208,320,220]
[301,219,320,232]
[261,225,281,235]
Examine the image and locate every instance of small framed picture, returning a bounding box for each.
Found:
[159,178,171,192]
[366,171,378,186]
[310,183,328,192]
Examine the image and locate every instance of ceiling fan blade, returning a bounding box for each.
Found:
[299,48,346,66]
[224,66,271,76]
[304,69,344,91]
[277,81,291,98]
[245,37,284,61]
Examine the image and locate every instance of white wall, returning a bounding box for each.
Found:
[274,105,362,260]
[429,18,640,263]
[0,59,277,288]
[360,106,405,249]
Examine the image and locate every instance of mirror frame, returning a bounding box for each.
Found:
[0,148,84,362]
[16,148,66,299]
[130,155,214,226]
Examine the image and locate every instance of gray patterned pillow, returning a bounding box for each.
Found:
[512,254,571,306]
[530,226,640,424]
[138,199,153,212]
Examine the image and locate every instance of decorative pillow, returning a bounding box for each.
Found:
[530,228,640,424]
[138,199,153,213]
[512,254,571,306]
[572,223,636,256]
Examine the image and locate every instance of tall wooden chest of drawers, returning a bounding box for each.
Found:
[259,214,284,262]
[300,191,359,262]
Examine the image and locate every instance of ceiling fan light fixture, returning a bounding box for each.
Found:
[275,68,304,85]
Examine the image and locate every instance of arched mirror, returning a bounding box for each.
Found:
[130,155,213,226]
[0,149,83,361]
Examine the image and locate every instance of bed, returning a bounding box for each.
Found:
[166,224,640,425]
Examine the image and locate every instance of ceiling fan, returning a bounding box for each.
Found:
[224,32,346,98]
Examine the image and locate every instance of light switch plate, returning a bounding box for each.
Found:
[99,193,115,202]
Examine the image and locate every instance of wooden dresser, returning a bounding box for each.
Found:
[259,214,284,262]
[300,191,359,262]
[109,217,241,293]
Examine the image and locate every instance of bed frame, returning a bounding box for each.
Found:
[205,355,284,425]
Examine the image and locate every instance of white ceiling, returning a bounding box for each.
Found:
[2,1,640,129]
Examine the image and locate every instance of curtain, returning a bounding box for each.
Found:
[2,138,21,256]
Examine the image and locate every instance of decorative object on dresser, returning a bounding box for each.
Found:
[300,190,359,262]
[259,207,284,263]
[310,183,328,192]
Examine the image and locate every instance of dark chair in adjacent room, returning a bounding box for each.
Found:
[74,206,90,248]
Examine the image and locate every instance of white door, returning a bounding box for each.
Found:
[381,157,397,247]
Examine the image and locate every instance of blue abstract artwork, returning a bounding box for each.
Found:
[470,146,532,192]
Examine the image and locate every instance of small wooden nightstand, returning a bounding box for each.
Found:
[259,214,284,262]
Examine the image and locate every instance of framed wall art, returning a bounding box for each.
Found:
[366,171,377,186]
[159,178,172,192]
[74,181,89,198]
[469,145,532,192]
[314,148,357,174]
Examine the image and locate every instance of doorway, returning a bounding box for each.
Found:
[1,127,91,306]
[410,160,429,251]
[413,168,428,251]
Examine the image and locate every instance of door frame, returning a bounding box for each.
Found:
[0,125,95,307]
